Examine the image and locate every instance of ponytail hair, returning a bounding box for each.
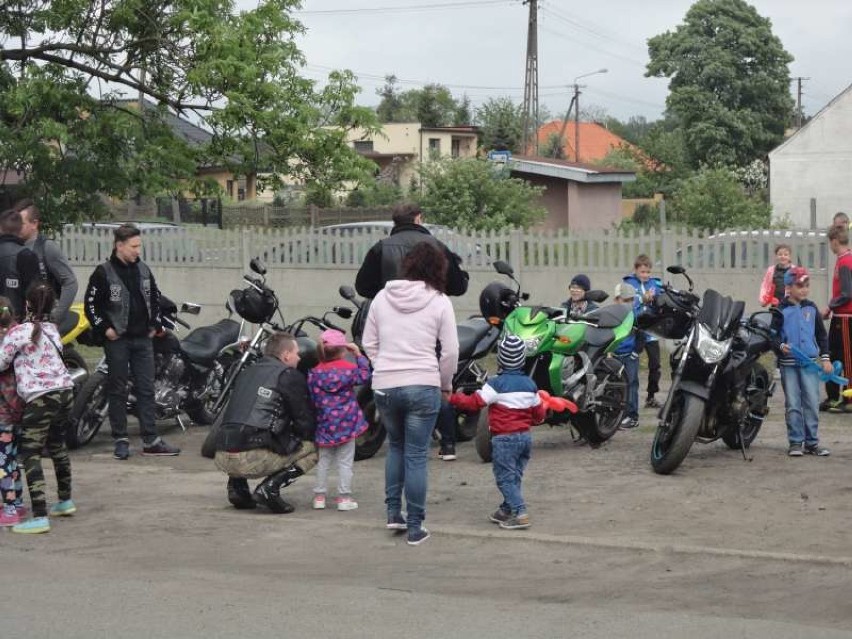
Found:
[25,283,55,345]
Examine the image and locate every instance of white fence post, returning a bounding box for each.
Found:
[509,228,524,278]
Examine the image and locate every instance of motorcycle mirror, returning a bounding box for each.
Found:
[667,265,686,275]
[521,292,530,301]
[333,306,353,319]
[339,285,356,300]
[585,290,609,304]
[250,257,268,276]
[181,302,202,315]
[493,260,514,276]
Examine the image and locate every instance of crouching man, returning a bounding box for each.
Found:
[214,332,317,513]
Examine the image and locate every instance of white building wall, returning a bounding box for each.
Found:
[770,87,852,228]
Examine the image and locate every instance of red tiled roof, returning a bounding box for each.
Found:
[535,121,638,164]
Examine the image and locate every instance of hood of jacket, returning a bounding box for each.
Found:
[382,279,440,313]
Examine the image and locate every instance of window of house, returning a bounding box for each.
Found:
[354,140,374,153]
[451,138,461,158]
[428,138,441,158]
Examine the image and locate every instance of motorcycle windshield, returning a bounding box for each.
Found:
[697,289,744,339]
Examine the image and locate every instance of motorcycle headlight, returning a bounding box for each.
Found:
[695,323,732,364]
[523,336,541,356]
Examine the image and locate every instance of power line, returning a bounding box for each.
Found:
[539,25,646,68]
[295,0,510,16]
[539,4,646,55]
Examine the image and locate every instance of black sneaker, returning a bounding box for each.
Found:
[227,478,256,510]
[141,438,180,457]
[386,513,407,531]
[253,484,294,514]
[113,439,130,460]
[489,508,511,524]
[804,444,830,457]
[644,396,661,409]
[439,444,456,461]
[406,527,431,546]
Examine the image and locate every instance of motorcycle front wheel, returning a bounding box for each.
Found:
[200,409,223,459]
[65,370,109,449]
[650,391,703,475]
[186,352,238,426]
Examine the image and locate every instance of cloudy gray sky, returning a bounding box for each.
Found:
[281,0,852,122]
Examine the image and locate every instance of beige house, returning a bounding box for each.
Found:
[346,123,479,189]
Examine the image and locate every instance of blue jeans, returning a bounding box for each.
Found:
[780,365,821,446]
[617,353,639,420]
[491,431,532,516]
[436,400,456,446]
[375,385,440,531]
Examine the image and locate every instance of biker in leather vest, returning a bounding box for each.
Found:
[215,355,316,456]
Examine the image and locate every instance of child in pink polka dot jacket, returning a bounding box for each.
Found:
[307,329,371,511]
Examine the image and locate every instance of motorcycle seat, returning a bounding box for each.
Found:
[580,305,630,329]
[180,319,241,365]
[584,326,616,346]
[457,317,494,360]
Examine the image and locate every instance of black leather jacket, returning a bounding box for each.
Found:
[355,223,469,299]
[215,356,316,455]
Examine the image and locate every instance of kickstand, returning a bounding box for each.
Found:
[176,414,188,432]
[737,422,753,462]
[569,425,587,446]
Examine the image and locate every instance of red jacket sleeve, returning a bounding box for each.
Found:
[531,401,547,425]
[448,391,486,413]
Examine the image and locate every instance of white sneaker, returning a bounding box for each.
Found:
[312,494,326,510]
[337,496,358,511]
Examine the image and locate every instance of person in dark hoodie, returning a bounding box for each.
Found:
[0,207,40,320]
[355,202,468,462]
[777,266,832,456]
[84,224,180,460]
[362,242,459,546]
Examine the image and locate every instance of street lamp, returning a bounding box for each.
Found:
[572,68,608,162]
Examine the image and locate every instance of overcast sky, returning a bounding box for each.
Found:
[274,0,852,123]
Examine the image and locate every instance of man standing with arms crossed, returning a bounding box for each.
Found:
[84,224,180,459]
[14,199,78,330]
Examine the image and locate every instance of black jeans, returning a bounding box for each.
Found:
[436,399,456,447]
[104,336,158,444]
[827,316,852,402]
[642,339,661,397]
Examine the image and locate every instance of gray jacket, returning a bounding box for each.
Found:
[27,234,78,324]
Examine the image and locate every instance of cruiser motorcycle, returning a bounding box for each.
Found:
[640,266,777,475]
[65,296,241,449]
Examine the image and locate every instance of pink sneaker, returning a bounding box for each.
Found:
[337,496,358,511]
[0,510,21,527]
[312,494,326,510]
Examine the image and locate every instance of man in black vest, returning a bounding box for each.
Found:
[14,199,79,329]
[0,207,41,320]
[355,202,469,299]
[84,224,180,460]
[355,202,469,462]
[213,332,317,513]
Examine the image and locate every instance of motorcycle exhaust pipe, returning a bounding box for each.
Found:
[68,368,88,385]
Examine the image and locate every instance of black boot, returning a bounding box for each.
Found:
[252,466,303,513]
[227,477,255,510]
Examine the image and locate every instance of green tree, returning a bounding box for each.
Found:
[376,75,410,123]
[476,97,523,153]
[540,133,566,159]
[416,158,546,231]
[669,166,771,229]
[0,0,377,226]
[454,94,472,126]
[646,0,794,168]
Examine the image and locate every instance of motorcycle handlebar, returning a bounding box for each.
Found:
[175,316,191,329]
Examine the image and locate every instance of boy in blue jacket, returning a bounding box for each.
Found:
[623,255,664,408]
[778,266,832,457]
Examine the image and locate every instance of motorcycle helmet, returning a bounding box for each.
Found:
[229,287,276,324]
[479,282,516,324]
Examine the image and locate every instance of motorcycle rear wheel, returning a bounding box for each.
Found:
[721,363,769,450]
[571,365,628,445]
[474,410,492,462]
[650,391,703,475]
[354,389,386,461]
[62,346,89,382]
[65,370,108,449]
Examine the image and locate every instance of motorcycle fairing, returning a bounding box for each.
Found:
[697,289,744,340]
[180,319,242,365]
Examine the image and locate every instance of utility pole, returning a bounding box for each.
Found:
[520,0,539,156]
[573,82,581,162]
[792,76,809,129]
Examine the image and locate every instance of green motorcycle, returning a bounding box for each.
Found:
[475,261,632,461]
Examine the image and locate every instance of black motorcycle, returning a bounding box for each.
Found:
[639,266,777,475]
[340,285,501,461]
[65,296,241,449]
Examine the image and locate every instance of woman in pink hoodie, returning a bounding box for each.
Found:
[362,242,459,546]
